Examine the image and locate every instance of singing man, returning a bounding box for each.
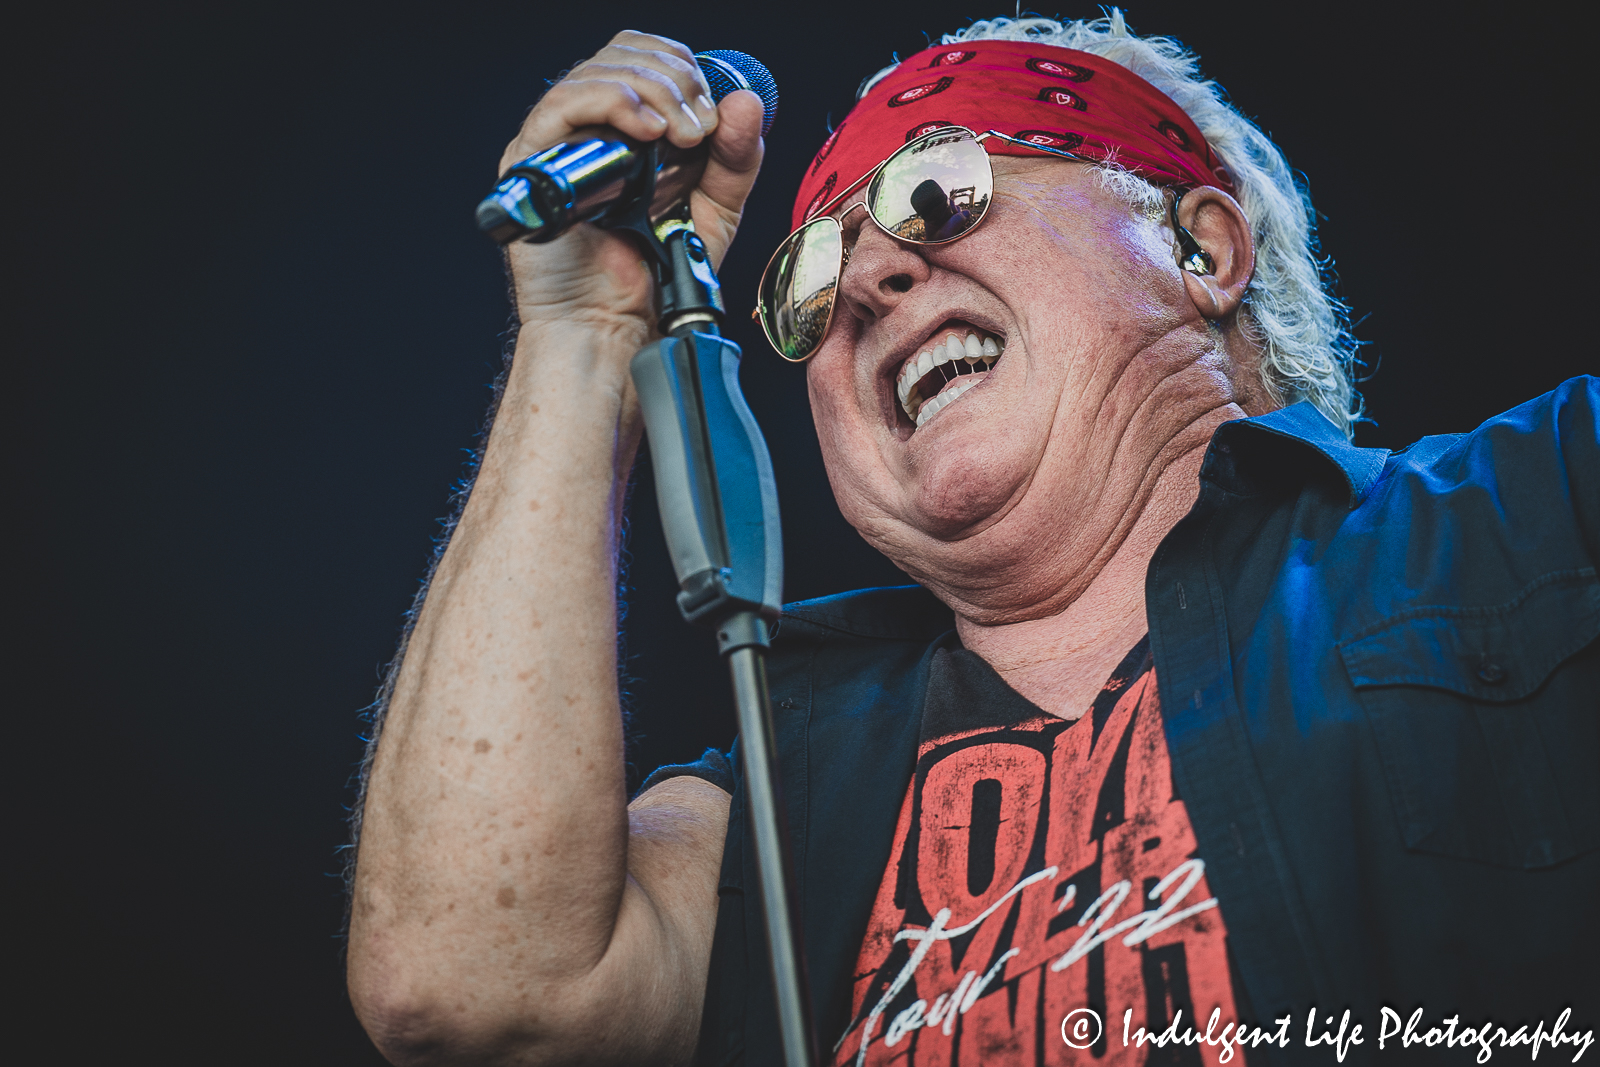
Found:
[346,15,1599,1066]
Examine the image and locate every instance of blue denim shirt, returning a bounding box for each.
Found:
[686,377,1600,1066]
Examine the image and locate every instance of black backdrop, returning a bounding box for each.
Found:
[14,1,1592,1062]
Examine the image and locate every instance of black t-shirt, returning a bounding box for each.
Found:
[824,637,1246,1066]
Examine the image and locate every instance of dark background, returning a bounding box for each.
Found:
[13,1,1591,1061]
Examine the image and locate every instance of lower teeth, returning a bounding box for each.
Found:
[914,378,980,427]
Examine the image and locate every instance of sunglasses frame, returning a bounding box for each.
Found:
[755,126,1087,363]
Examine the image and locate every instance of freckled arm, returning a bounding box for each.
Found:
[346,314,727,1066]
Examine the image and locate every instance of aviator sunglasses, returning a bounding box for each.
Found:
[755,124,1212,363]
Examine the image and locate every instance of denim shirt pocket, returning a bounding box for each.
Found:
[1339,570,1600,869]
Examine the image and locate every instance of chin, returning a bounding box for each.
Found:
[902,437,1030,541]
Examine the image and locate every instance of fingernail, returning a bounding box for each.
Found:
[680,101,703,130]
[641,106,668,128]
[696,94,715,113]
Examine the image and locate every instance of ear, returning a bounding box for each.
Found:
[1175,186,1255,321]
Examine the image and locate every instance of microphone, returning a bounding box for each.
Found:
[477,50,777,245]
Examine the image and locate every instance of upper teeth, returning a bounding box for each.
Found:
[896,330,1003,425]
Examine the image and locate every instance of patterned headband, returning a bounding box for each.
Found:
[792,39,1235,230]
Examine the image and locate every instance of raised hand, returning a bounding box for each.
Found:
[501,30,765,337]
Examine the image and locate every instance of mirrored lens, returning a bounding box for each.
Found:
[867,127,992,244]
[759,218,843,362]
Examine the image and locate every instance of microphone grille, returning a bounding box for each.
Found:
[695,50,778,137]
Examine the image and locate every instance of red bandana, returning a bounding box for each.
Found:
[791,39,1234,231]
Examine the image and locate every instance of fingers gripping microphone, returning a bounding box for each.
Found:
[476,51,777,245]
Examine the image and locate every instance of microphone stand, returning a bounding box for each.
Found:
[608,153,819,1067]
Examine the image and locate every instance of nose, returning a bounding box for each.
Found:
[836,220,931,324]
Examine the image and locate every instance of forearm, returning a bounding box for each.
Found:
[347,35,765,1059]
[348,315,649,1042]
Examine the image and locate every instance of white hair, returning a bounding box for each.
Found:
[861,11,1363,436]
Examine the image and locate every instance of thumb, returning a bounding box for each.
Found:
[689,89,766,269]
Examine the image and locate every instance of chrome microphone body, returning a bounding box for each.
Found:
[476,50,776,246]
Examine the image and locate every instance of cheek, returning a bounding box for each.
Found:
[806,356,872,490]
[804,346,856,445]
[806,358,905,541]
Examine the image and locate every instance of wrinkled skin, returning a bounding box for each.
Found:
[807,156,1268,711]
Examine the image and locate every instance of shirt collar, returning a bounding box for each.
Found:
[1216,401,1389,508]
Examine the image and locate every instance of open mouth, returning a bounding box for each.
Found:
[895,322,1005,429]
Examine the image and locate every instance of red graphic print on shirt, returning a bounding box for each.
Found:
[831,643,1239,1066]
